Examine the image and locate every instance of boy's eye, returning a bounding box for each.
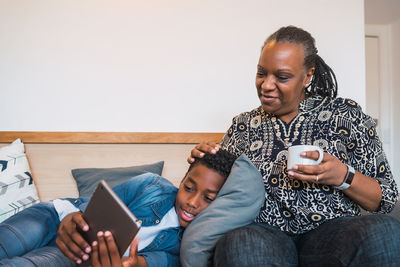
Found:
[184,185,193,192]
[204,196,215,203]
[277,76,289,81]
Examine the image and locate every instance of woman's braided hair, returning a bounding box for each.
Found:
[263,25,338,98]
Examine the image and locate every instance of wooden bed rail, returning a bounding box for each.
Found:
[0,131,225,144]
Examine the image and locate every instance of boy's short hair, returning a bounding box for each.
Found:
[188,149,236,180]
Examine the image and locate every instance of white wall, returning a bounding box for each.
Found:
[0,0,365,132]
[391,19,400,182]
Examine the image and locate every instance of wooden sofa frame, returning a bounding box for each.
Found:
[0,131,224,201]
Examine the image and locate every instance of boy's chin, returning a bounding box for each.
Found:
[179,220,189,228]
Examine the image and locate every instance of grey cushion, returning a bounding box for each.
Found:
[180,154,265,267]
[71,161,164,197]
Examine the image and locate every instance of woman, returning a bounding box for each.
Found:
[189,26,400,266]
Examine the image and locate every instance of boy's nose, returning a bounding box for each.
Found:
[187,194,200,208]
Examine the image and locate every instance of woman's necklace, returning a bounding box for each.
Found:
[269,114,304,148]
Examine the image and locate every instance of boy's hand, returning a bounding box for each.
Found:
[122,237,147,267]
[188,141,221,163]
[56,211,91,264]
[91,232,147,267]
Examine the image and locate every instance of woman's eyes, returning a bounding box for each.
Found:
[256,72,290,82]
[277,77,289,82]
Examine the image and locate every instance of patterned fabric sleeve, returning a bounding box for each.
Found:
[220,113,250,157]
[346,100,398,213]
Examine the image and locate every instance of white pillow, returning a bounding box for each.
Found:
[0,139,40,222]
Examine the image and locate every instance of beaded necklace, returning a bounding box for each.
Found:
[263,110,304,149]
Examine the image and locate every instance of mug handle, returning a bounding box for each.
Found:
[315,147,324,164]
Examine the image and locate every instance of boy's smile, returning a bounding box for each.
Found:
[175,163,225,228]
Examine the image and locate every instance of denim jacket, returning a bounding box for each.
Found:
[74,173,183,267]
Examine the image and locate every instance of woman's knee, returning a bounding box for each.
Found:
[360,215,400,245]
[217,224,264,249]
[214,223,297,267]
[345,215,400,265]
[302,215,400,266]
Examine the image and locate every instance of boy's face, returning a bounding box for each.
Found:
[175,163,225,228]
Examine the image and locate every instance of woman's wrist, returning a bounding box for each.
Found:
[335,164,355,190]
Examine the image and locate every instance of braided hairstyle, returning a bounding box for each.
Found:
[263,25,338,98]
[188,149,236,180]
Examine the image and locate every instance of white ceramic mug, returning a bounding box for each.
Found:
[287,145,324,170]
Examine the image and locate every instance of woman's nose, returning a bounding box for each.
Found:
[261,75,276,91]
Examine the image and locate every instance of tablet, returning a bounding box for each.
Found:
[78,180,141,265]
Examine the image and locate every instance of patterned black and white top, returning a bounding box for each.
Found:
[221,95,398,235]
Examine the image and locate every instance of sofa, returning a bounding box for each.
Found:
[0,131,399,218]
[0,131,399,266]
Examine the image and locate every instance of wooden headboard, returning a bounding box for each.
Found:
[0,132,225,201]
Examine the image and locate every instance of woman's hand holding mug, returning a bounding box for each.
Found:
[287,145,347,186]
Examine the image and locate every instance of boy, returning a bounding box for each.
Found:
[0,150,236,266]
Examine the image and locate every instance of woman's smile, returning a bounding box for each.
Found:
[260,94,279,104]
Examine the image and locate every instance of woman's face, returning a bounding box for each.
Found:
[256,41,314,123]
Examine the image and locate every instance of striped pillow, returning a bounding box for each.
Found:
[0,139,40,222]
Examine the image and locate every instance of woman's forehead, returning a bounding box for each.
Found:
[259,42,305,69]
[262,41,304,57]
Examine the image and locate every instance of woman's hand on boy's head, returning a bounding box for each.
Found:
[56,211,91,264]
[188,141,221,163]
